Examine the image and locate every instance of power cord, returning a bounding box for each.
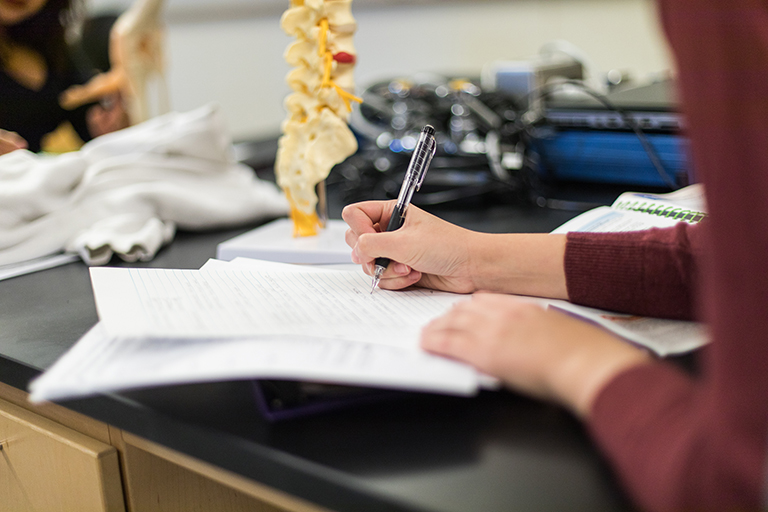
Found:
[515,78,679,190]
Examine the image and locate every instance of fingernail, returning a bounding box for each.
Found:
[393,262,409,275]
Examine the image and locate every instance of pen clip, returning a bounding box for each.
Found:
[415,136,436,191]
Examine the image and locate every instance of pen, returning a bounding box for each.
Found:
[370,125,437,293]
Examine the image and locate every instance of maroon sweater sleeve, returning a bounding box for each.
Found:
[565,223,701,320]
[570,1,768,510]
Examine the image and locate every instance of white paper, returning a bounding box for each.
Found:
[547,300,708,356]
[550,206,682,234]
[30,258,481,402]
[228,257,359,272]
[0,253,79,281]
[551,183,707,234]
[201,257,355,273]
[611,183,706,214]
[29,322,479,402]
[90,266,467,350]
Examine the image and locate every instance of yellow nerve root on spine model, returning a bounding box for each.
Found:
[276,0,361,237]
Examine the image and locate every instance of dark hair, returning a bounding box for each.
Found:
[3,0,77,73]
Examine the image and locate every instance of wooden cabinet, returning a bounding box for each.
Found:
[0,397,125,512]
[0,383,328,512]
[114,431,327,512]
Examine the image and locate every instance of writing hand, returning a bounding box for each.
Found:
[342,200,478,293]
[421,293,652,417]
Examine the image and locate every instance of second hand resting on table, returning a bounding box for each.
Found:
[342,200,652,418]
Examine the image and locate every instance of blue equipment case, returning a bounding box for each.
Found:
[532,80,694,189]
[530,130,692,188]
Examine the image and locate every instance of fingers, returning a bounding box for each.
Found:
[421,293,653,416]
[342,201,393,237]
[355,229,402,263]
[0,130,28,155]
[355,256,420,289]
[343,200,404,273]
[373,267,422,290]
[59,71,124,110]
[343,201,392,262]
[421,298,487,359]
[344,201,472,293]
[344,228,361,261]
[86,95,130,138]
[343,203,421,290]
[358,259,410,276]
[421,294,539,370]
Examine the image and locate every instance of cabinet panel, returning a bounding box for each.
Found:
[0,397,125,512]
[118,431,330,512]
[0,382,112,445]
[122,443,286,512]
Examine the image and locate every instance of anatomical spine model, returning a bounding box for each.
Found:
[276,0,361,237]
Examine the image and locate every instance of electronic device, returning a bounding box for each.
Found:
[481,56,584,110]
[530,79,693,189]
[341,69,692,213]
[543,79,683,133]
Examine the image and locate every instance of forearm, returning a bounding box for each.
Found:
[468,232,568,299]
[565,223,701,320]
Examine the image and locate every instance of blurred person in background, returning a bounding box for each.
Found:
[0,0,127,155]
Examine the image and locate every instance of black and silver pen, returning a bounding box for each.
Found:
[370,125,437,293]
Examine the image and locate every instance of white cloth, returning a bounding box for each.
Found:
[0,104,289,266]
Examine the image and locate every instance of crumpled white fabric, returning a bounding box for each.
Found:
[0,104,289,266]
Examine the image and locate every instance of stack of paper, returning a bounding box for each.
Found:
[29,259,483,402]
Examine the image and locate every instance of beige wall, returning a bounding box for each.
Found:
[94,0,673,140]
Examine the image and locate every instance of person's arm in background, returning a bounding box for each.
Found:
[61,61,129,144]
[0,129,27,155]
